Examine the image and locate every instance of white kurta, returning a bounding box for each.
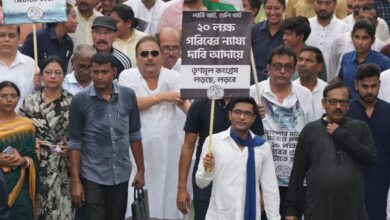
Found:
[294,78,328,120]
[124,0,167,35]
[119,67,187,219]
[196,128,280,220]
[306,15,351,80]
[379,69,390,103]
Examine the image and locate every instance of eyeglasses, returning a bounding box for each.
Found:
[160,45,180,54]
[0,94,18,100]
[271,63,295,72]
[231,109,255,117]
[43,70,64,77]
[139,50,160,58]
[325,98,349,106]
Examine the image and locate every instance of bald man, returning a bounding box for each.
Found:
[156,26,181,72]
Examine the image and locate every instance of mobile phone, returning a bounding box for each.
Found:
[2,146,15,154]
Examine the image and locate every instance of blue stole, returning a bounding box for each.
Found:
[230,129,266,220]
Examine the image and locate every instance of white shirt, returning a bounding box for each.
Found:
[387,187,390,220]
[124,0,167,35]
[328,32,386,80]
[119,67,187,219]
[343,14,390,42]
[62,71,91,95]
[293,78,328,120]
[196,128,280,220]
[171,58,181,72]
[69,8,103,50]
[379,69,390,103]
[0,51,35,109]
[306,15,351,80]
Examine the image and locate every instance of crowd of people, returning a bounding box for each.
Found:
[0,0,389,219]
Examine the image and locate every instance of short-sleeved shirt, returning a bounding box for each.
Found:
[68,83,141,185]
[21,26,73,72]
[338,50,390,98]
[251,21,284,82]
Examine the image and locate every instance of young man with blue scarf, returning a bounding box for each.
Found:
[195,97,280,220]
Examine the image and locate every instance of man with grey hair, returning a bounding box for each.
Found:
[156,26,181,72]
[63,44,97,95]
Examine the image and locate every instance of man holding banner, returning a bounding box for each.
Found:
[196,97,280,220]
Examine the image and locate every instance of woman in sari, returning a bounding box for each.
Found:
[20,56,73,220]
[0,81,38,220]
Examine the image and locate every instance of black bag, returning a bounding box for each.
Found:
[131,187,150,220]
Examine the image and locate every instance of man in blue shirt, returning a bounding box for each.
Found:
[68,52,145,220]
[338,19,390,98]
[348,63,390,220]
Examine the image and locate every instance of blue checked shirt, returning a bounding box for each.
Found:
[68,83,142,185]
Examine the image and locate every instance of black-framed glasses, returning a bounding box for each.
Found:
[324,98,349,106]
[271,63,295,72]
[231,109,255,117]
[139,50,160,58]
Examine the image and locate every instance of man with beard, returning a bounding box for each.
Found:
[347,63,390,220]
[63,44,96,95]
[156,26,181,72]
[285,81,376,220]
[293,46,327,120]
[306,0,350,81]
[156,0,206,33]
[70,0,103,48]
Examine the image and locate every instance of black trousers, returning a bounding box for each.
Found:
[82,179,128,220]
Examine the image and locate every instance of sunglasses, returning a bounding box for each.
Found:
[139,50,160,58]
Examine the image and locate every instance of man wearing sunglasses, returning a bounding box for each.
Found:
[285,81,376,220]
[119,36,190,220]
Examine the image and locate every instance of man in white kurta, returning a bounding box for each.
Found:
[196,98,280,220]
[293,46,328,120]
[124,0,167,35]
[118,36,190,220]
[379,69,390,103]
[306,0,351,80]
